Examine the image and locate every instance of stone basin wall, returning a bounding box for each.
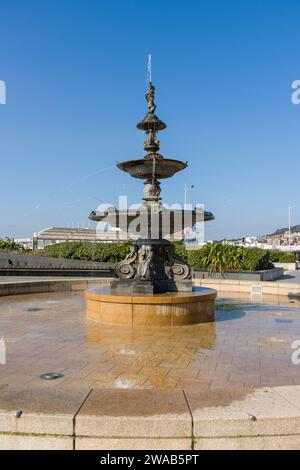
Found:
[0,386,299,449]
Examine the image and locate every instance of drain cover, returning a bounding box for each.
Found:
[40,372,64,381]
[27,308,44,312]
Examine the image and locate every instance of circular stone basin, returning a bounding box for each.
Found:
[85,287,217,327]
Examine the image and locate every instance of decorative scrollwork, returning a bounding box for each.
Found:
[165,245,191,280]
[115,242,191,284]
[115,246,138,279]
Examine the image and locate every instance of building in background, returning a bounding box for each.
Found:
[14,238,33,250]
[32,227,132,250]
[32,226,186,250]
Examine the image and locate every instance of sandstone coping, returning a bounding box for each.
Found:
[86,288,216,304]
[75,389,191,439]
[0,385,298,449]
[0,385,91,436]
[185,387,300,438]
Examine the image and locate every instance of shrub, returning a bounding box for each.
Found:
[44,241,131,263]
[173,241,188,262]
[187,246,207,269]
[193,243,245,274]
[242,248,273,271]
[188,245,273,272]
[0,237,26,252]
[269,250,295,263]
[43,242,79,259]
[43,241,276,273]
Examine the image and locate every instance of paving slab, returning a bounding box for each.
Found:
[0,385,91,436]
[275,386,300,410]
[76,389,192,438]
[185,387,300,438]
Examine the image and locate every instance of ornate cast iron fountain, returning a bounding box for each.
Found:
[89,82,214,294]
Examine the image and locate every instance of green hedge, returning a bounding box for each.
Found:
[0,237,27,252]
[242,247,274,271]
[269,250,295,263]
[44,241,131,263]
[173,241,189,262]
[44,241,277,272]
[3,236,291,268]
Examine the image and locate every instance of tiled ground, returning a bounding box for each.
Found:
[0,292,300,390]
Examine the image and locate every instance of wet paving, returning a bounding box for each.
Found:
[0,292,299,390]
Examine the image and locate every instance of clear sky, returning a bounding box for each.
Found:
[0,0,300,240]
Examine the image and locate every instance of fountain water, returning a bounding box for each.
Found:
[85,82,217,326]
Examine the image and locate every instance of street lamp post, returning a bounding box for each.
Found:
[183,184,194,242]
[288,205,296,251]
[184,184,194,208]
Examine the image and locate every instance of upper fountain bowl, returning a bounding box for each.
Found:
[137,112,167,131]
[117,154,187,180]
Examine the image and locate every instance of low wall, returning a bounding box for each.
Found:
[0,269,113,277]
[0,385,299,450]
[0,253,284,283]
[274,262,297,271]
[0,278,110,297]
[195,278,300,297]
[0,252,114,277]
[0,247,297,300]
[193,268,283,282]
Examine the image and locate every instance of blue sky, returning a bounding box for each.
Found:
[0,0,300,240]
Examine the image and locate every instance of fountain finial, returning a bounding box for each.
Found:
[137,81,167,156]
[137,82,167,134]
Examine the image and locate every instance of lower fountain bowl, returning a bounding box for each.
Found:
[85,286,217,327]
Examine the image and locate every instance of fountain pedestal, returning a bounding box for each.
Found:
[86,287,217,327]
[111,239,192,294]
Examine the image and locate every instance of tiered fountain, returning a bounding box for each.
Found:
[85,82,217,326]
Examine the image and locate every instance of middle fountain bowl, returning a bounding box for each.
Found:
[116,155,188,180]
